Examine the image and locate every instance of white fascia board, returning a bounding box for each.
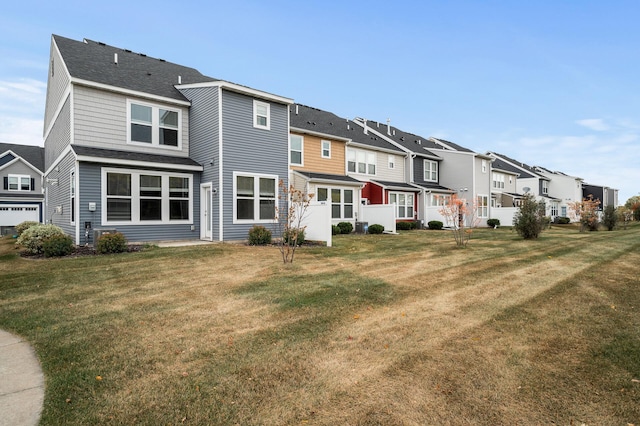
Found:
[346,141,405,156]
[290,127,351,143]
[176,81,293,105]
[70,78,192,107]
[75,154,204,172]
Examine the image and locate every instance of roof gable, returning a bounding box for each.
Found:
[0,143,44,172]
[358,119,440,158]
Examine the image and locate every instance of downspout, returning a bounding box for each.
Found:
[217,86,224,242]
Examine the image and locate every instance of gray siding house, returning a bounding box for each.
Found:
[0,143,45,233]
[43,35,292,244]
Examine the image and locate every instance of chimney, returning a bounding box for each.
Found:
[114,53,118,65]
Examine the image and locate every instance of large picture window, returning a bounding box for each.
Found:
[234,173,277,223]
[128,100,181,149]
[103,168,192,224]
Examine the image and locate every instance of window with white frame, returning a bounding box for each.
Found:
[70,170,75,223]
[7,175,31,191]
[234,173,277,222]
[561,206,567,217]
[103,168,192,224]
[317,187,353,219]
[477,195,489,218]
[550,201,559,217]
[128,101,180,148]
[542,180,549,195]
[431,194,450,206]
[388,155,395,169]
[290,134,303,165]
[390,192,414,219]
[253,100,270,130]
[347,148,376,175]
[321,140,331,158]
[424,160,438,182]
[492,173,505,189]
[482,160,487,173]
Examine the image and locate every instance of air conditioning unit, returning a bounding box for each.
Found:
[93,229,117,246]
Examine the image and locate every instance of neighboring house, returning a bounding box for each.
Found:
[289,104,364,227]
[582,183,619,212]
[533,166,584,219]
[0,143,45,233]
[488,156,522,225]
[487,152,562,221]
[353,119,454,226]
[44,34,292,245]
[347,119,419,223]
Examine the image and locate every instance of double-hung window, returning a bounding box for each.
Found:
[347,149,376,175]
[542,180,549,195]
[477,195,489,218]
[234,173,277,222]
[7,175,31,191]
[493,173,504,189]
[424,160,438,182]
[390,192,414,219]
[290,135,303,165]
[128,101,181,148]
[321,140,331,158]
[103,168,192,224]
[253,100,270,130]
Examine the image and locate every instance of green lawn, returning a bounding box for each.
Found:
[1,225,639,425]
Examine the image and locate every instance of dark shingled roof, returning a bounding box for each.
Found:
[289,104,404,153]
[53,35,217,102]
[411,181,455,192]
[294,171,363,185]
[360,119,440,158]
[429,137,476,153]
[72,145,202,168]
[370,180,421,191]
[487,152,543,179]
[0,143,44,172]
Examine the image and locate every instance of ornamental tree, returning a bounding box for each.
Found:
[569,195,601,232]
[437,194,480,247]
[274,180,313,263]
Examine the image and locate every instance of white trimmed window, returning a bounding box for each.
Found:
[388,155,395,169]
[551,201,559,217]
[482,160,487,173]
[321,140,331,158]
[234,173,277,223]
[424,160,438,182]
[317,187,354,219]
[477,195,489,218]
[253,100,270,130]
[542,180,549,195]
[70,170,76,224]
[347,148,376,175]
[390,192,414,219]
[290,134,303,165]
[7,175,32,191]
[102,168,192,224]
[128,100,181,149]
[431,194,450,206]
[492,173,505,189]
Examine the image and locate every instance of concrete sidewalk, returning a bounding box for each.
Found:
[0,330,44,426]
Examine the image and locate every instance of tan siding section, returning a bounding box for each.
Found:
[290,133,345,175]
[73,86,190,157]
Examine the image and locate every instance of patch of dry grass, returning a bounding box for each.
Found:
[1,225,639,425]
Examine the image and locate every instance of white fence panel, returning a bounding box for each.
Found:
[424,207,448,226]
[301,202,332,247]
[491,207,519,226]
[360,204,396,232]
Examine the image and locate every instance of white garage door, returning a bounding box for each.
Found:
[0,205,40,226]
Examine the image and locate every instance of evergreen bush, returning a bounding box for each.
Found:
[486,218,500,228]
[96,232,128,254]
[248,225,272,245]
[395,221,413,231]
[337,222,353,234]
[367,224,384,234]
[42,234,74,257]
[427,220,444,230]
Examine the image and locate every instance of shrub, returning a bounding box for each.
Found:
[602,204,618,231]
[513,194,546,239]
[331,225,339,236]
[427,220,443,230]
[395,221,413,231]
[337,222,353,234]
[248,225,272,245]
[486,219,500,228]
[15,224,65,254]
[367,224,384,234]
[96,232,128,254]
[42,234,74,257]
[15,221,39,236]
[283,228,305,246]
[555,216,571,224]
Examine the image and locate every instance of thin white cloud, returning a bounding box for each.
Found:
[0,78,45,146]
[576,118,609,131]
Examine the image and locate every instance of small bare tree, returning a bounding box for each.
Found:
[437,194,481,247]
[569,195,601,232]
[275,180,314,263]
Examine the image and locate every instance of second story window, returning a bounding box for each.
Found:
[424,160,438,182]
[290,135,303,166]
[128,101,181,149]
[388,155,395,169]
[7,175,32,191]
[542,180,549,195]
[253,100,270,130]
[493,173,505,189]
[321,140,331,158]
[347,149,376,175]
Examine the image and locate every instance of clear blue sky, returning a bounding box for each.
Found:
[1,0,638,204]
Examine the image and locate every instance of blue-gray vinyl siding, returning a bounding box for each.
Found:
[76,162,200,245]
[44,41,70,133]
[45,97,71,170]
[45,150,76,239]
[413,157,439,185]
[221,90,289,241]
[177,86,221,239]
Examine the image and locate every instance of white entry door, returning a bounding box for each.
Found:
[200,184,212,240]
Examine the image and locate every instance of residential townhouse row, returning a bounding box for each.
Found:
[0,35,619,242]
